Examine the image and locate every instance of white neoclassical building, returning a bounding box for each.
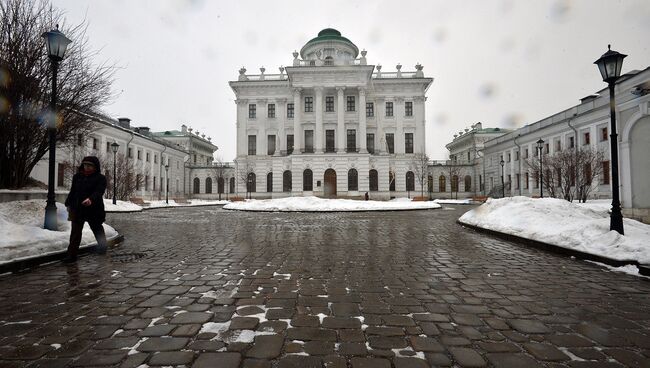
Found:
[231,28,433,199]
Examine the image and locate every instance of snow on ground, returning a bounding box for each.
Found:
[0,200,118,264]
[434,199,475,205]
[575,199,612,213]
[459,196,650,265]
[103,199,142,212]
[223,196,441,212]
[144,199,229,208]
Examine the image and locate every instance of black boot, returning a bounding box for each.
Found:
[62,255,77,264]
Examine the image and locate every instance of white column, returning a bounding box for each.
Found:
[377,97,385,153]
[336,87,345,153]
[414,96,426,154]
[358,87,367,153]
[277,99,286,155]
[235,99,247,156]
[395,97,405,154]
[293,88,302,153]
[259,99,267,156]
[315,87,324,153]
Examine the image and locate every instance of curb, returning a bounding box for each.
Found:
[105,203,227,213]
[222,206,442,213]
[0,234,125,275]
[458,220,650,277]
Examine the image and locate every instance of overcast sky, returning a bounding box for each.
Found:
[51,0,650,160]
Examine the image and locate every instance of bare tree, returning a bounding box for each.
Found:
[448,158,462,199]
[212,157,227,200]
[236,158,255,199]
[0,0,115,189]
[410,152,429,198]
[575,148,605,203]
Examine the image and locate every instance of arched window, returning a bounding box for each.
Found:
[427,175,433,193]
[389,171,395,191]
[229,177,235,193]
[324,56,334,66]
[439,175,446,192]
[451,175,459,192]
[193,177,200,194]
[247,173,256,193]
[205,177,212,194]
[348,169,358,191]
[464,175,472,192]
[369,169,378,191]
[303,169,313,191]
[217,177,225,194]
[406,171,415,192]
[283,170,292,192]
[267,172,273,193]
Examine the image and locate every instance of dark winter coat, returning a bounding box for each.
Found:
[64,156,107,223]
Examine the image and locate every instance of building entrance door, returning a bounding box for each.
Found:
[324,169,337,197]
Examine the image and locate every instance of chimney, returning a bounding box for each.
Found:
[181,124,187,133]
[137,126,150,136]
[117,117,131,129]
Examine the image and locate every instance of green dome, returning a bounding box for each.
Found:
[300,28,359,59]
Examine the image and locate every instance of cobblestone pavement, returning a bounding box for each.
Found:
[1,206,650,368]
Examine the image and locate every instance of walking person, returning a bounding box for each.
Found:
[63,156,108,263]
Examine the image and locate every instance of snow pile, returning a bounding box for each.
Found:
[0,200,118,264]
[103,199,142,212]
[224,196,441,212]
[459,196,650,264]
[434,199,474,205]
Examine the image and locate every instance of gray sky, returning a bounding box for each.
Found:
[51,0,650,161]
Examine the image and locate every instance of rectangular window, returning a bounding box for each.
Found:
[584,132,590,145]
[602,160,610,184]
[601,127,608,141]
[287,103,294,118]
[267,104,275,118]
[584,164,592,183]
[77,134,84,146]
[137,150,141,160]
[534,171,539,189]
[248,104,256,119]
[193,154,196,164]
[386,133,395,154]
[405,101,413,117]
[136,174,141,191]
[367,133,375,154]
[405,133,414,154]
[346,96,355,112]
[287,134,294,154]
[106,142,111,152]
[304,130,314,153]
[507,153,511,162]
[525,172,529,189]
[146,152,150,162]
[467,151,471,161]
[347,130,356,152]
[248,135,256,155]
[544,143,549,154]
[569,136,575,148]
[92,138,98,150]
[145,175,149,190]
[304,96,313,112]
[154,154,158,164]
[326,130,335,152]
[267,135,276,155]
[57,163,65,187]
[516,173,520,189]
[325,96,334,112]
[555,140,561,152]
[515,151,519,161]
[385,102,393,117]
[153,176,156,191]
[524,148,529,159]
[366,102,374,117]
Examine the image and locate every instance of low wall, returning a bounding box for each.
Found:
[0,190,67,203]
[623,208,650,224]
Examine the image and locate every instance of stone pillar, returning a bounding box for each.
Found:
[293,88,302,153]
[235,99,248,156]
[358,87,367,153]
[315,87,324,153]
[376,97,385,153]
[395,97,405,154]
[258,99,267,156]
[276,98,286,155]
[414,96,426,154]
[336,87,345,153]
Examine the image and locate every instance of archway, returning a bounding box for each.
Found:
[630,116,650,207]
[193,177,200,194]
[324,169,337,197]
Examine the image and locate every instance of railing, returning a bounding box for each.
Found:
[373,72,418,79]
[242,73,287,81]
[294,58,365,67]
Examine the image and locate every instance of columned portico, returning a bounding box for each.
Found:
[336,87,345,153]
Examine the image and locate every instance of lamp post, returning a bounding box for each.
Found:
[164,163,169,204]
[500,158,505,198]
[595,45,626,235]
[537,139,544,198]
[111,142,119,205]
[42,26,72,231]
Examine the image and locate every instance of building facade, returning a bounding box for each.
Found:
[230,29,433,199]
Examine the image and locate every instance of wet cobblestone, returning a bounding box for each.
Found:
[0,206,649,367]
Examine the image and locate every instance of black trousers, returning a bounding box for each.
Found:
[67,220,107,257]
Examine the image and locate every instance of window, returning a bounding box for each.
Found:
[406,171,415,192]
[77,134,83,146]
[428,175,434,193]
[601,127,608,141]
[137,150,141,160]
[369,170,378,191]
[346,96,355,111]
[193,177,199,194]
[128,147,133,158]
[507,153,511,162]
[249,104,256,119]
[468,151,471,161]
[247,173,256,193]
[145,176,149,190]
[534,171,539,188]
[283,170,292,192]
[326,130,335,152]
[515,174,520,189]
[303,169,313,191]
[304,130,313,153]
[248,135,257,155]
[287,103,294,118]
[154,154,158,164]
[267,172,273,193]
[602,161,610,184]
[525,172,529,189]
[268,104,275,118]
[347,130,356,152]
[451,175,459,192]
[465,175,472,192]
[405,133,414,154]
[153,176,157,191]
[439,175,446,192]
[389,171,396,191]
[386,133,395,154]
[267,135,276,155]
[146,152,150,162]
[366,102,374,117]
[229,177,235,193]
[544,144,549,154]
[304,96,313,112]
[287,134,294,154]
[405,101,413,117]
[515,151,519,161]
[106,142,111,152]
[584,132,590,145]
[205,177,212,194]
[326,96,334,112]
[348,169,358,191]
[218,177,224,194]
[524,148,529,159]
[92,138,98,150]
[136,174,141,191]
[367,133,375,154]
[193,154,197,164]
[555,140,561,152]
[385,102,393,117]
[57,163,65,187]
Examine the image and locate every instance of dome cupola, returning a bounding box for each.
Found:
[300,28,359,63]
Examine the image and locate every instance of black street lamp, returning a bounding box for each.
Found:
[536,139,544,198]
[111,142,119,205]
[499,158,505,198]
[42,26,71,231]
[164,163,169,204]
[595,45,626,235]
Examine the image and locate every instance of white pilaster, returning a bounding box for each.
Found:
[414,96,426,153]
[276,99,286,155]
[376,97,386,153]
[359,87,367,153]
[336,87,345,153]
[396,97,405,154]
[293,88,302,153]
[315,87,324,153]
[235,99,248,156]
